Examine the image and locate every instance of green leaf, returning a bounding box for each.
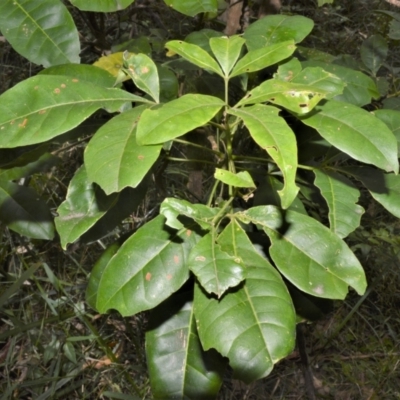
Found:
[230,41,296,78]
[136,94,224,145]
[243,15,314,51]
[96,215,199,316]
[123,52,160,103]
[166,40,223,76]
[301,61,379,106]
[228,105,299,209]
[163,0,218,17]
[39,64,116,87]
[160,197,220,230]
[188,232,245,298]
[373,109,400,155]
[314,169,364,238]
[209,35,245,76]
[341,166,400,219]
[0,0,80,67]
[0,180,54,239]
[214,169,255,188]
[69,0,134,12]
[237,79,329,113]
[360,35,388,76]
[275,58,302,81]
[194,221,296,383]
[240,206,367,298]
[158,64,179,102]
[55,166,120,249]
[85,106,161,195]
[185,29,224,54]
[0,75,152,148]
[301,100,399,173]
[146,292,225,400]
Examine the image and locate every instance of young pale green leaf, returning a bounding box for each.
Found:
[69,0,134,12]
[237,79,329,113]
[136,94,224,145]
[230,41,296,78]
[360,34,388,76]
[39,64,116,87]
[86,242,121,310]
[96,215,199,316]
[209,35,245,76]
[164,0,218,17]
[240,206,367,299]
[301,100,399,173]
[314,169,364,238]
[55,166,120,249]
[373,109,400,154]
[0,75,152,148]
[188,232,245,298]
[166,40,223,76]
[194,221,296,383]
[302,61,379,106]
[0,0,80,67]
[123,52,160,103]
[84,106,161,195]
[0,181,54,239]
[146,293,225,400]
[214,169,255,188]
[228,105,299,209]
[160,197,220,230]
[341,166,400,218]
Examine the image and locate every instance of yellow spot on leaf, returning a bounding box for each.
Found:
[72,79,79,83]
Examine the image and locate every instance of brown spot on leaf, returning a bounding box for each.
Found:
[195,256,206,262]
[138,155,144,160]
[34,86,39,90]
[10,120,15,125]
[186,230,192,237]
[38,109,46,115]
[61,83,66,89]
[141,66,149,74]
[72,78,79,83]
[145,272,152,281]
[173,255,180,264]
[18,118,28,128]
[54,88,60,94]
[166,274,172,280]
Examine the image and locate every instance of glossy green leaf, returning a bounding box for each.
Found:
[166,40,223,76]
[214,169,255,188]
[69,0,134,12]
[240,206,367,298]
[209,35,245,76]
[0,0,80,67]
[123,52,160,103]
[55,166,120,249]
[85,106,161,195]
[373,109,400,155]
[96,215,198,316]
[360,34,388,76]
[146,292,225,400]
[136,94,224,145]
[228,105,299,209]
[0,75,152,148]
[0,180,54,239]
[160,197,220,230]
[301,100,399,173]
[314,169,364,238]
[194,221,296,383]
[188,232,245,298]
[342,166,400,219]
[302,61,379,106]
[86,242,121,310]
[243,15,314,51]
[237,79,329,113]
[163,0,218,17]
[231,41,296,78]
[39,64,116,87]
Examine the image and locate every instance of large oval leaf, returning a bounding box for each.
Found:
[136,94,224,145]
[240,206,367,299]
[314,169,364,238]
[163,0,218,17]
[85,106,161,194]
[194,221,296,383]
[0,75,151,148]
[229,105,299,209]
[301,100,399,173]
[373,109,400,155]
[69,0,134,12]
[0,0,80,67]
[0,180,54,239]
[96,215,199,316]
[146,292,225,400]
